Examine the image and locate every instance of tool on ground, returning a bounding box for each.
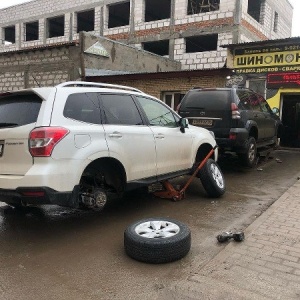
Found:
[216,231,245,243]
[154,146,217,201]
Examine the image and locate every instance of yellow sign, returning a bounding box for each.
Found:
[234,51,300,68]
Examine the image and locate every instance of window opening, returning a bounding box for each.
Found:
[145,0,171,22]
[4,26,15,44]
[25,21,39,41]
[247,0,265,24]
[77,9,95,33]
[162,92,185,110]
[108,2,130,28]
[186,34,218,53]
[247,79,266,98]
[187,0,220,15]
[47,15,65,38]
[143,40,169,56]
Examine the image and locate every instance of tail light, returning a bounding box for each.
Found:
[29,127,69,157]
[231,103,241,119]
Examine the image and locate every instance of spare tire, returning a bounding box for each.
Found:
[124,218,191,264]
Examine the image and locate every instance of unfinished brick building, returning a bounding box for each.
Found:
[0,0,294,104]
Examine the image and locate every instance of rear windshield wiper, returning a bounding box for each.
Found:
[0,122,19,128]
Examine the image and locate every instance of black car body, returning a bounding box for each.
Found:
[178,87,283,167]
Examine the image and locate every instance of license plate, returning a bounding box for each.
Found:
[192,119,213,127]
[0,141,3,157]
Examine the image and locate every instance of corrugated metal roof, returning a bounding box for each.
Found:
[221,36,300,48]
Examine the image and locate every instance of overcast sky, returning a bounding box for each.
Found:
[0,0,300,36]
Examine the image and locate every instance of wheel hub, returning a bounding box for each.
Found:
[135,220,180,239]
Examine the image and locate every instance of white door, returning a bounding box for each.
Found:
[136,96,193,175]
[100,94,157,181]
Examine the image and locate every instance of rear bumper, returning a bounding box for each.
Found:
[0,186,80,208]
[216,128,249,152]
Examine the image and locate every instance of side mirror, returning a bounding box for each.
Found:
[272,107,279,115]
[179,118,189,133]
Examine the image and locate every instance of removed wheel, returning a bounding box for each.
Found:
[198,158,225,197]
[124,218,191,264]
[239,137,257,168]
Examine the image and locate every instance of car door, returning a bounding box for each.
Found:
[248,91,267,140]
[259,96,277,139]
[100,93,157,181]
[135,95,193,176]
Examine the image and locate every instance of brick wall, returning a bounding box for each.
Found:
[88,70,230,99]
[0,45,78,91]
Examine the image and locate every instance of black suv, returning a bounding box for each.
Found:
[177,87,283,167]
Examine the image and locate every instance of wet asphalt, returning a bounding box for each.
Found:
[0,149,300,299]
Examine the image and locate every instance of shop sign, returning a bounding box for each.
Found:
[267,72,300,88]
[233,45,300,74]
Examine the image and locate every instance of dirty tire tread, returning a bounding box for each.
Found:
[199,158,225,198]
[124,218,191,264]
[239,137,257,168]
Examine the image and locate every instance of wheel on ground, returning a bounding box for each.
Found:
[238,137,257,168]
[198,158,225,197]
[124,218,191,264]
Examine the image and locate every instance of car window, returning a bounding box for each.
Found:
[64,93,101,124]
[259,97,271,113]
[249,93,262,112]
[236,90,252,110]
[0,93,42,127]
[101,94,143,125]
[136,96,178,127]
[181,90,230,110]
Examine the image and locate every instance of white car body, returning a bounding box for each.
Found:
[0,82,220,209]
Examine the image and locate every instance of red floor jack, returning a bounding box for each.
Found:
[154,146,217,201]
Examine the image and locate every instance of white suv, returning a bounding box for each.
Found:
[0,81,225,210]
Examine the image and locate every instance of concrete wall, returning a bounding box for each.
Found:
[0,0,293,71]
[82,33,181,73]
[0,32,180,91]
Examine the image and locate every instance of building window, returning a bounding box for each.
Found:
[247,79,266,97]
[273,11,278,33]
[4,26,16,44]
[145,0,171,22]
[187,0,220,15]
[247,0,265,24]
[77,9,95,33]
[162,92,185,110]
[25,21,39,41]
[143,40,169,56]
[186,34,218,53]
[108,2,130,28]
[47,15,65,38]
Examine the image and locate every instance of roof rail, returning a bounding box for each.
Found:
[56,81,144,93]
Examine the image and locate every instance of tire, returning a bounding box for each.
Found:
[124,218,191,264]
[239,137,257,168]
[198,158,225,197]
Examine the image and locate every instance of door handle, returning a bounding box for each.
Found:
[155,133,165,139]
[108,132,122,138]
